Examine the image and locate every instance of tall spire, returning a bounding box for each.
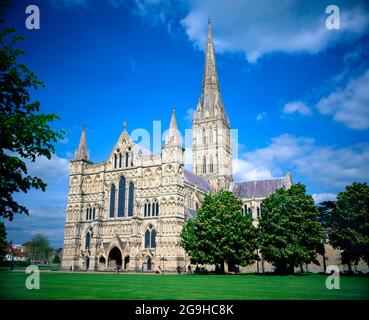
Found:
[165,108,182,146]
[203,19,220,93]
[191,20,233,192]
[197,20,226,120]
[74,127,89,161]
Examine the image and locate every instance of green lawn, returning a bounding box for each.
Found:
[0,269,368,300]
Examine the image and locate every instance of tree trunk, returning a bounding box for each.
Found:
[220,260,225,274]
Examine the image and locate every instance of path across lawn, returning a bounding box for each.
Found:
[0,270,368,300]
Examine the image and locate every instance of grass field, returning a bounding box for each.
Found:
[0,269,368,300]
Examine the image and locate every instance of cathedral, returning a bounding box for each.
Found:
[61,21,294,272]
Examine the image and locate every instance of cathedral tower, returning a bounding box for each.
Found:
[192,20,233,192]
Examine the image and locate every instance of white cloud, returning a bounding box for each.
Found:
[233,134,369,191]
[233,158,272,181]
[256,112,266,121]
[181,0,369,62]
[5,205,66,246]
[312,193,337,204]
[317,68,369,130]
[26,155,70,181]
[283,101,312,116]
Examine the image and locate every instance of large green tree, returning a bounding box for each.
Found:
[25,233,51,264]
[0,4,64,221]
[0,221,7,262]
[329,182,369,271]
[259,183,324,274]
[180,190,258,274]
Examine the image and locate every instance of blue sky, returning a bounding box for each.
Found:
[3,0,369,247]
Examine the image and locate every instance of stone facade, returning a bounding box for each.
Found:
[62,111,210,271]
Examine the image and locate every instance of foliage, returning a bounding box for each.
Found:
[181,190,258,273]
[0,4,64,220]
[53,255,61,264]
[0,221,7,262]
[317,200,336,231]
[259,183,324,274]
[25,234,51,263]
[329,182,369,269]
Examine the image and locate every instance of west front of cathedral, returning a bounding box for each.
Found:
[61,22,296,272]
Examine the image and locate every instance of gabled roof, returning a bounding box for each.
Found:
[230,177,287,199]
[184,169,212,193]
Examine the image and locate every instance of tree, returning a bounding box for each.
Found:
[317,201,336,231]
[259,183,324,274]
[25,234,51,264]
[53,255,61,264]
[0,221,7,262]
[0,4,64,221]
[180,190,259,274]
[329,182,369,271]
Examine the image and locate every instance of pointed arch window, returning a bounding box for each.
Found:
[109,185,116,218]
[117,176,126,217]
[152,200,156,216]
[244,204,247,216]
[85,208,89,220]
[210,155,214,173]
[145,229,150,248]
[156,202,159,216]
[85,232,91,250]
[128,182,134,217]
[114,154,117,169]
[144,202,148,217]
[248,207,252,216]
[125,153,129,167]
[257,207,260,218]
[144,224,156,248]
[93,207,96,220]
[119,153,122,168]
[151,229,156,248]
[202,156,207,174]
[147,203,151,217]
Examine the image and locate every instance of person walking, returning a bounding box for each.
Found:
[177,266,181,275]
[187,265,192,274]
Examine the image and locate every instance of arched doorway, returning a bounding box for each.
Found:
[124,256,130,270]
[99,256,106,271]
[108,247,122,269]
[147,257,152,271]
